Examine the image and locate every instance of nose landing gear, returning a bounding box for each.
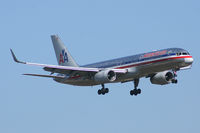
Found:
[172,71,178,84]
[172,79,178,84]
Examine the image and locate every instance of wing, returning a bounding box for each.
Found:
[10,49,127,76]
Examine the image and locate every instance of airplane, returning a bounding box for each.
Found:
[10,35,194,96]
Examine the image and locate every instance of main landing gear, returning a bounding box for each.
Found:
[130,79,141,96]
[98,84,109,95]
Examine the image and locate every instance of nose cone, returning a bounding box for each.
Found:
[184,57,194,65]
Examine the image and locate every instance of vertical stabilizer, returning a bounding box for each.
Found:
[51,35,78,67]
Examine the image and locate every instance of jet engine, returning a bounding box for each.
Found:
[94,70,116,84]
[150,71,174,85]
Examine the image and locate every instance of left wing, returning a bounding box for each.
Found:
[10,49,127,75]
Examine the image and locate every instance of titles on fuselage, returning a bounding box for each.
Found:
[142,50,167,58]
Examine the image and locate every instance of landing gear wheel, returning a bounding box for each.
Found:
[172,79,178,84]
[130,89,138,96]
[137,89,141,94]
[130,90,134,96]
[105,88,109,93]
[101,89,106,95]
[98,89,101,95]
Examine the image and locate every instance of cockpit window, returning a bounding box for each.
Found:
[176,52,189,56]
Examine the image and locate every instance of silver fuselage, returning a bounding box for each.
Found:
[54,48,193,86]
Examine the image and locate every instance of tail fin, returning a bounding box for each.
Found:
[51,35,78,67]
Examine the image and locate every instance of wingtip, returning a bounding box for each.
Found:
[10,49,26,64]
[10,49,17,62]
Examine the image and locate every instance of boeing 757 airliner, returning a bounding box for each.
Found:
[10,35,193,96]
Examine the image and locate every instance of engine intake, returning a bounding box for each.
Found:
[150,71,174,85]
[94,70,116,84]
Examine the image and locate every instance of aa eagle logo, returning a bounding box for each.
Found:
[59,49,68,64]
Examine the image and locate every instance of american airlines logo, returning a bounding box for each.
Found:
[59,49,68,64]
[143,50,167,58]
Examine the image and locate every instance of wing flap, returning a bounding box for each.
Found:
[23,73,65,79]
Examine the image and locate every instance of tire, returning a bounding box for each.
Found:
[101,89,106,95]
[105,88,109,93]
[133,89,137,96]
[98,89,101,95]
[137,89,141,94]
[130,90,134,96]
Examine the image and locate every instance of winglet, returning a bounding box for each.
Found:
[10,49,26,64]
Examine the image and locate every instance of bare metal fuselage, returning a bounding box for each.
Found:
[54,55,192,86]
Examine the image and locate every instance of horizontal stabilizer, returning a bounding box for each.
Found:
[23,73,65,79]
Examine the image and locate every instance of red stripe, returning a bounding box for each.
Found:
[68,75,81,80]
[116,56,192,69]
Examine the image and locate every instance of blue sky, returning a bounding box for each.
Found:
[1,0,200,133]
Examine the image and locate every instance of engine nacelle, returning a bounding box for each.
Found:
[150,71,174,85]
[94,70,116,84]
